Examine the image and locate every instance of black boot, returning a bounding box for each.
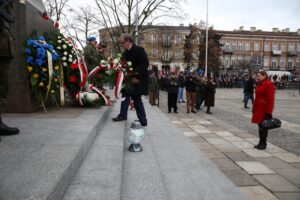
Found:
[257,129,268,150]
[0,118,19,136]
[254,129,263,148]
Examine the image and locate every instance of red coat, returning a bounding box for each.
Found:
[252,79,275,124]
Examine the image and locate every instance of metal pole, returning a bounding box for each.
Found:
[135,0,139,45]
[205,0,208,77]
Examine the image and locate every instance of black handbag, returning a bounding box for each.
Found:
[260,118,281,130]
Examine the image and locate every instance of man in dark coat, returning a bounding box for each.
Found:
[0,0,19,138]
[244,75,255,109]
[204,77,216,114]
[112,34,149,126]
[166,73,179,113]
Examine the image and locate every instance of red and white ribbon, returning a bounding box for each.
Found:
[88,65,106,80]
[115,70,124,98]
[91,86,109,106]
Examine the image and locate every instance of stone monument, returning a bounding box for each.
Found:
[1,0,55,113]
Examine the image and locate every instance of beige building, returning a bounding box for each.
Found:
[99,25,300,76]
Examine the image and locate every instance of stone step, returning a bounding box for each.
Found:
[0,106,111,200]
[63,107,126,200]
[120,101,246,200]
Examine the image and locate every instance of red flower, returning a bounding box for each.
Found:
[79,82,85,87]
[69,76,77,83]
[70,63,79,69]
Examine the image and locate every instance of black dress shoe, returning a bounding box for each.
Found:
[206,112,212,114]
[191,110,197,113]
[112,115,127,122]
[256,144,267,150]
[244,106,249,109]
[0,123,20,136]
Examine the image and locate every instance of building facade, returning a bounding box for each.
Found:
[99,25,300,76]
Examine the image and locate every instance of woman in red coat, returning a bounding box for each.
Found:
[252,70,275,150]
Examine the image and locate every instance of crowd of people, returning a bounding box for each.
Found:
[151,72,216,115]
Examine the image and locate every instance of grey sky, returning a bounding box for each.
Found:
[74,0,300,32]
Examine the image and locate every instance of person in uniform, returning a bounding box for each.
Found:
[83,36,100,72]
[0,0,20,138]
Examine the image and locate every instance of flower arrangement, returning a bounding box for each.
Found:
[25,36,63,110]
[51,34,81,99]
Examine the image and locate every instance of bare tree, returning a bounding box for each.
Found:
[95,0,185,52]
[43,0,69,22]
[64,7,100,49]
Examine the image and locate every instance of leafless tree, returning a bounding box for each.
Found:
[95,0,186,52]
[43,0,69,22]
[64,7,100,49]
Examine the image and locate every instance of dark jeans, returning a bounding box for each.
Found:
[245,92,254,107]
[119,95,147,125]
[168,93,177,112]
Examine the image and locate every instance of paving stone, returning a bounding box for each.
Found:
[206,138,231,146]
[180,118,195,123]
[216,146,242,153]
[223,136,245,142]
[206,127,225,132]
[224,152,256,162]
[215,131,234,137]
[236,161,275,174]
[243,149,273,158]
[190,126,212,134]
[255,157,293,170]
[198,133,220,139]
[253,175,300,192]
[231,141,254,149]
[239,186,279,200]
[197,120,213,125]
[200,149,227,159]
[182,131,198,137]
[274,153,300,163]
[188,136,207,143]
[245,138,260,145]
[222,170,260,187]
[274,192,300,200]
[265,144,286,154]
[192,142,216,150]
[210,158,241,171]
[290,162,300,169]
[274,167,300,185]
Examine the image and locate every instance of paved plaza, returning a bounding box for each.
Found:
[157,88,300,200]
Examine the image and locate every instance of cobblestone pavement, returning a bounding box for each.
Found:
[154,90,300,200]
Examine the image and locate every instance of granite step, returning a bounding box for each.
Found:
[63,107,126,200]
[0,106,111,200]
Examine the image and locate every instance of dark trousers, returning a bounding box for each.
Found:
[196,92,204,110]
[168,93,178,112]
[120,95,147,125]
[0,58,10,114]
[245,92,254,107]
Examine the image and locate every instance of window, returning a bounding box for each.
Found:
[238,55,243,64]
[287,59,293,69]
[238,42,244,51]
[225,55,229,67]
[251,56,260,65]
[152,34,157,43]
[245,42,250,51]
[174,50,180,59]
[192,51,197,59]
[281,43,286,52]
[264,42,270,51]
[280,57,285,68]
[271,57,277,69]
[231,55,236,66]
[272,43,279,51]
[254,42,260,51]
[264,56,269,67]
[152,49,158,58]
[174,35,180,44]
[297,43,300,52]
[224,42,230,51]
[162,34,169,44]
[232,43,237,51]
[288,43,295,51]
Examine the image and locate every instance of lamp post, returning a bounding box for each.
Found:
[135,0,139,45]
[204,0,209,77]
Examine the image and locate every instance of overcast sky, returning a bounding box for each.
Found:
[74,0,300,32]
